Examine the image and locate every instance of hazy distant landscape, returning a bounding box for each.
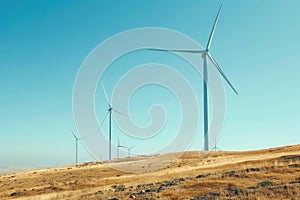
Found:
[0,167,37,175]
[1,145,299,199]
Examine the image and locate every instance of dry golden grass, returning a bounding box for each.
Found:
[0,144,300,199]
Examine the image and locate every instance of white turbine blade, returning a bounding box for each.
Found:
[101,82,111,107]
[129,145,136,150]
[206,3,223,50]
[148,48,205,53]
[97,111,109,132]
[70,129,78,140]
[112,109,129,117]
[100,111,109,127]
[117,136,120,146]
[207,53,238,95]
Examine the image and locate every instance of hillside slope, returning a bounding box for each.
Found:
[1,145,300,199]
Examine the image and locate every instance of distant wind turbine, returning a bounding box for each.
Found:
[148,3,238,151]
[117,136,121,159]
[211,137,222,151]
[70,129,87,165]
[99,83,129,160]
[211,145,222,151]
[117,136,136,158]
[118,142,136,158]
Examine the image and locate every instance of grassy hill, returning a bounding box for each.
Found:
[0,145,299,199]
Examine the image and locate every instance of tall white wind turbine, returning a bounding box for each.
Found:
[148,3,238,151]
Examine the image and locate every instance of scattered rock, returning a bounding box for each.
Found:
[245,168,260,172]
[195,174,205,179]
[191,195,210,200]
[223,171,238,177]
[48,186,62,191]
[145,183,155,187]
[162,180,177,187]
[139,190,145,195]
[209,192,220,197]
[111,184,125,192]
[279,155,300,162]
[157,185,164,193]
[289,164,300,168]
[136,184,142,189]
[10,192,18,196]
[129,194,137,198]
[94,190,103,195]
[227,187,240,196]
[257,181,273,187]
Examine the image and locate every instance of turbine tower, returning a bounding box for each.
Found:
[148,3,238,151]
[99,83,128,160]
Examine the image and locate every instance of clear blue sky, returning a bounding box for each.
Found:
[1,0,300,168]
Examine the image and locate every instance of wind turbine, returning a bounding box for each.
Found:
[117,142,136,158]
[117,136,136,158]
[148,3,238,151]
[70,129,87,165]
[117,136,121,159]
[211,136,222,151]
[211,145,222,151]
[99,83,128,160]
[126,145,135,157]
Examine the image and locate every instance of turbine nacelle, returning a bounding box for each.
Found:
[202,50,207,58]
